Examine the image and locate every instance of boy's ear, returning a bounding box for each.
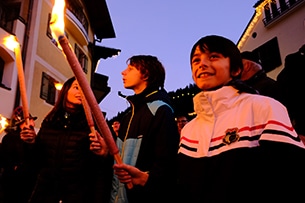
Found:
[142,73,149,81]
[232,68,242,77]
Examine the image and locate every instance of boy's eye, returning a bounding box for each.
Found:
[210,54,219,59]
[210,52,224,59]
[127,66,134,71]
[191,57,200,64]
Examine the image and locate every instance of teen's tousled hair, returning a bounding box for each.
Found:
[190,35,243,79]
[127,55,165,90]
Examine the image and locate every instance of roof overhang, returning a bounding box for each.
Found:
[83,0,116,40]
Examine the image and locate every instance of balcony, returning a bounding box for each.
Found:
[0,1,21,34]
[262,0,305,26]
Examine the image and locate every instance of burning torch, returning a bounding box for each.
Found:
[49,0,132,188]
[3,35,30,126]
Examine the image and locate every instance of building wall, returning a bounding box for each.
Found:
[238,0,305,79]
[0,40,17,118]
[0,16,27,140]
[0,0,100,140]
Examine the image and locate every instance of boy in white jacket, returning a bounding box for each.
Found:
[177,35,305,203]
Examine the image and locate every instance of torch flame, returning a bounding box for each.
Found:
[3,35,19,51]
[0,114,9,134]
[50,0,66,40]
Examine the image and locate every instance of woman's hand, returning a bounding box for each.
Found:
[113,163,149,186]
[89,130,109,156]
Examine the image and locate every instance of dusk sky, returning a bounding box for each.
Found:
[97,0,257,119]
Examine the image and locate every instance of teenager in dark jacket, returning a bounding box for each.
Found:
[21,77,113,203]
[91,55,180,203]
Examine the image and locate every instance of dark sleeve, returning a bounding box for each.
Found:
[149,104,179,178]
[258,140,305,202]
[131,104,180,202]
[87,151,114,203]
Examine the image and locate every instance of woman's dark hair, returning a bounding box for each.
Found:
[44,76,83,120]
[190,35,243,79]
[127,55,165,89]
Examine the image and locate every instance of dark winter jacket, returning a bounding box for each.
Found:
[244,69,282,102]
[110,87,180,203]
[277,49,305,135]
[0,129,39,203]
[29,108,113,203]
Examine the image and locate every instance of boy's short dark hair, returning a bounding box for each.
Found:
[190,35,243,79]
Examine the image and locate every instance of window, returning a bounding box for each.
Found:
[279,0,288,12]
[65,0,89,34]
[253,37,282,73]
[288,0,296,6]
[75,44,88,74]
[40,72,57,105]
[46,13,53,39]
[263,0,303,26]
[0,57,4,85]
[0,2,20,33]
[271,0,279,17]
[47,13,60,47]
[264,4,271,23]
[0,56,11,90]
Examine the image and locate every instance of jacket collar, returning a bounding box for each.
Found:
[193,86,240,117]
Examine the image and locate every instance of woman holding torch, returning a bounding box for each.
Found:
[22,77,113,203]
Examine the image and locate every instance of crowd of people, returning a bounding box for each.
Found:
[0,35,305,203]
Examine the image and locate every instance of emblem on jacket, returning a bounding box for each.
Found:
[223,128,240,145]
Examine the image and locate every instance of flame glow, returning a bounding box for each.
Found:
[50,0,66,40]
[3,35,19,51]
[54,82,63,90]
[0,114,9,133]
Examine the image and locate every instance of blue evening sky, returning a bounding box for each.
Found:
[97,0,256,119]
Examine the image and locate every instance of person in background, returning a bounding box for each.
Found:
[240,51,282,101]
[21,77,113,203]
[0,106,38,203]
[91,55,180,203]
[277,44,305,143]
[177,35,305,202]
[111,119,120,137]
[175,114,189,135]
